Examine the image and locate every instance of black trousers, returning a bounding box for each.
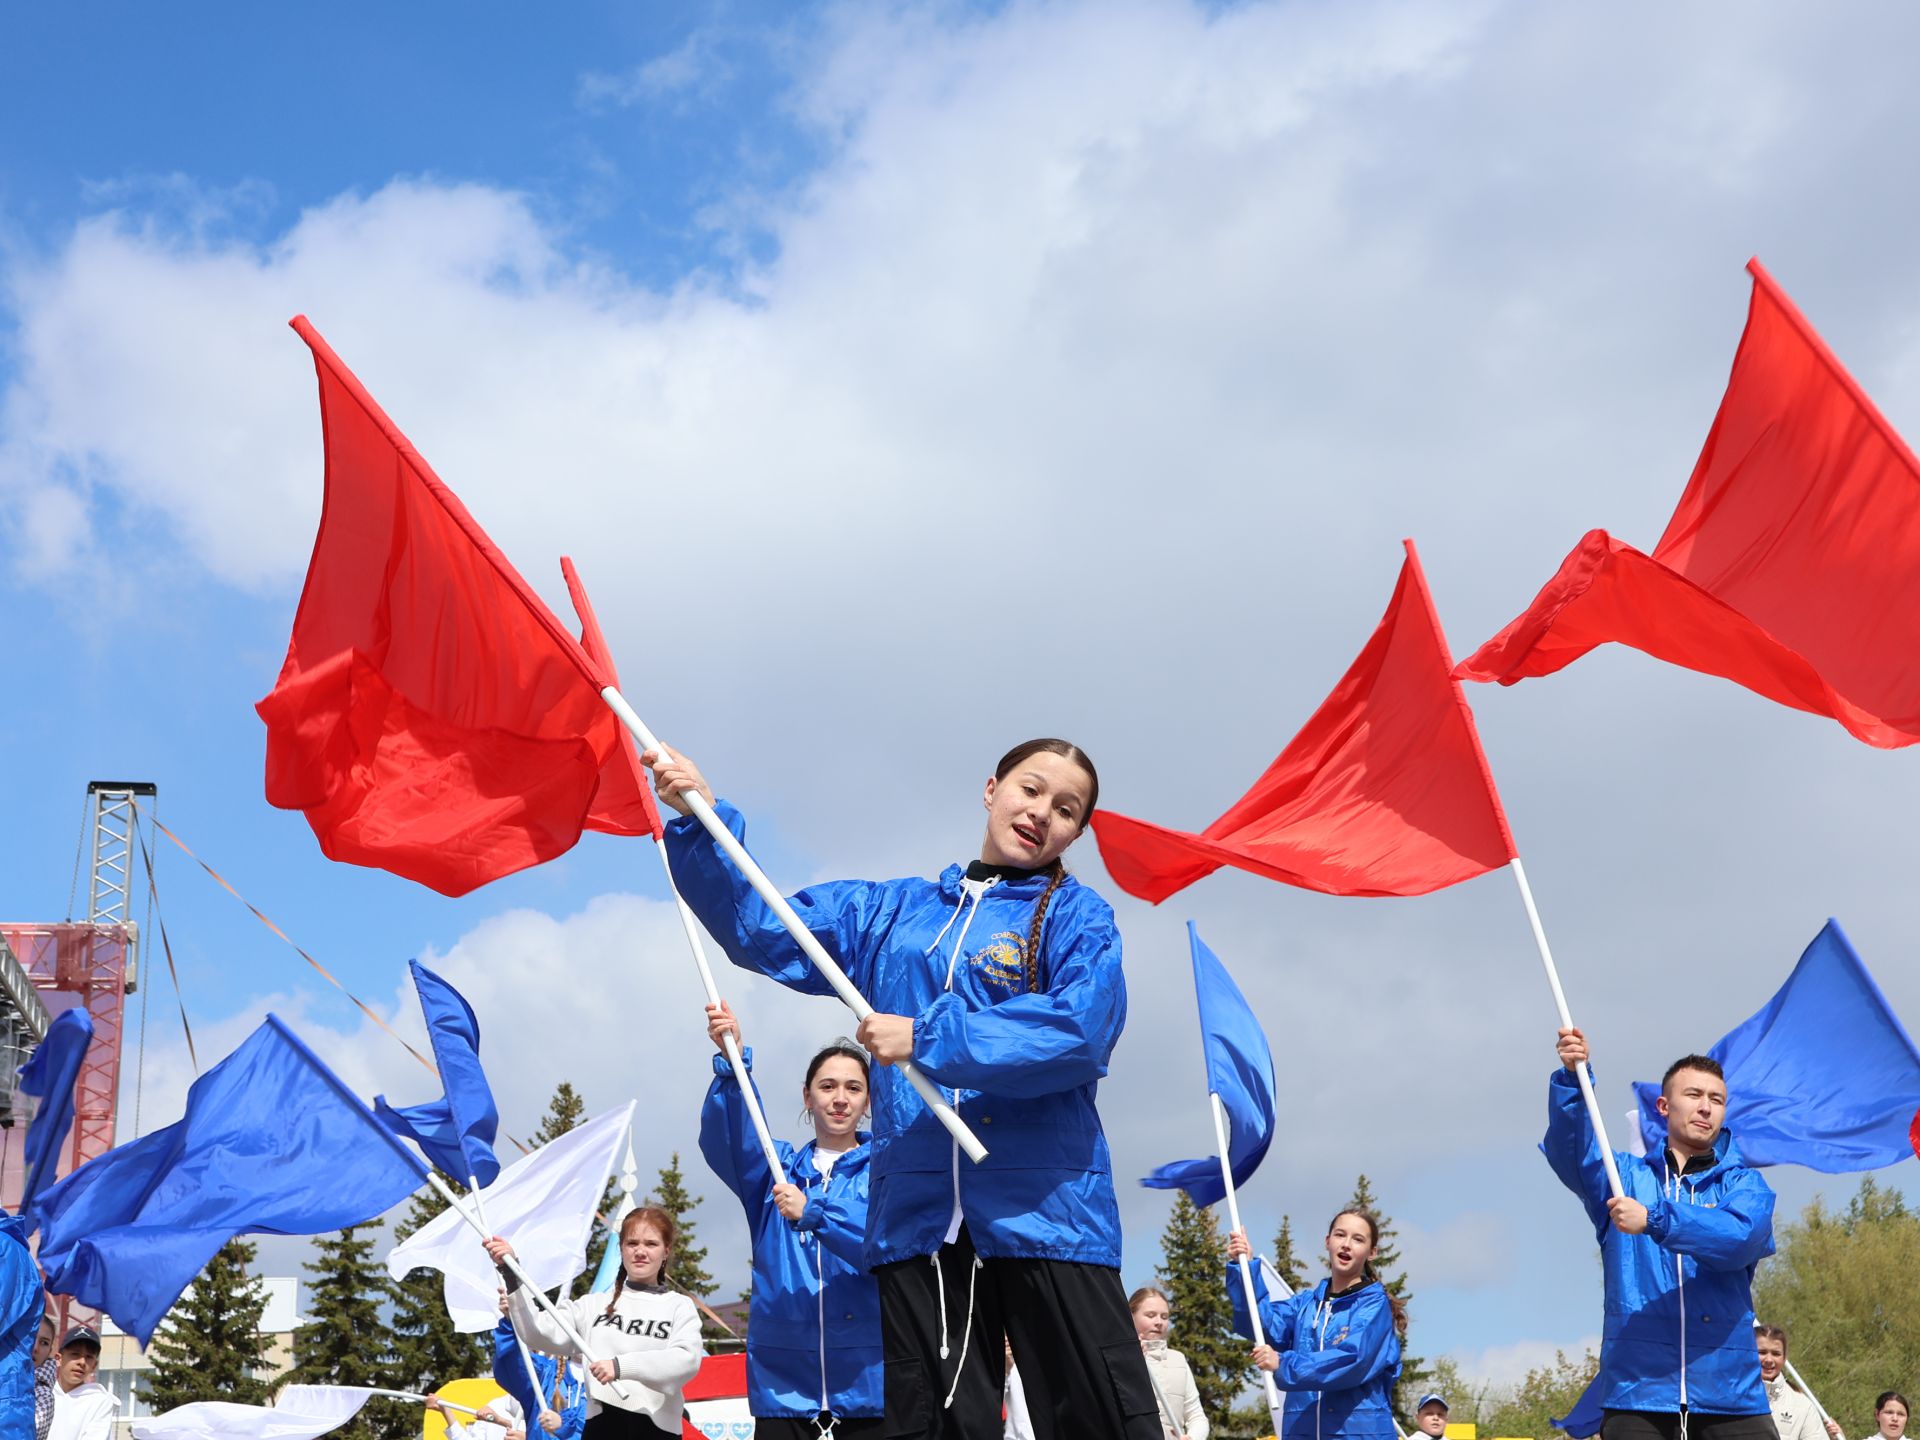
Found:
[1602,1412,1781,1440]
[581,1408,678,1440]
[755,1418,889,1440]
[875,1226,1162,1440]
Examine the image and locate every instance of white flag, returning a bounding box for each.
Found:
[1258,1253,1291,1298]
[132,1385,379,1440]
[386,1101,634,1331]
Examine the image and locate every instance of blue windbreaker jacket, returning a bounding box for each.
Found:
[1,1214,38,1440]
[1542,1067,1774,1416]
[1227,1267,1403,1440]
[492,1317,588,1439]
[698,1049,882,1419]
[666,802,1128,1269]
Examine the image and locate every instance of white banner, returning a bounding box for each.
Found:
[385,1102,634,1332]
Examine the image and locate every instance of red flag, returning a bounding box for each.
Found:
[1090,541,1516,902]
[1458,259,1920,748]
[562,556,663,841]
[258,317,620,896]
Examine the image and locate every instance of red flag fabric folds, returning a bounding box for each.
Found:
[1090,541,1516,901]
[562,556,663,841]
[258,318,618,896]
[1458,259,1920,748]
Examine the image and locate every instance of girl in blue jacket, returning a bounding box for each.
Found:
[1225,1210,1405,1440]
[700,1000,883,1439]
[650,738,1160,1440]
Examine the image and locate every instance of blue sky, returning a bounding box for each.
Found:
[6,0,1920,1398]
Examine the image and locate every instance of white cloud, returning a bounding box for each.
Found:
[579,30,738,110]
[22,0,1920,1342]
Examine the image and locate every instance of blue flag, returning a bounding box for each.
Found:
[374,960,501,1187]
[17,1007,94,1225]
[1141,922,1277,1207]
[33,1014,425,1344]
[1553,1373,1605,1439]
[1633,919,1920,1171]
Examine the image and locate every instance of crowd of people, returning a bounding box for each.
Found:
[14,735,1913,1440]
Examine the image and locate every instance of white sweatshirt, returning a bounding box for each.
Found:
[48,1380,119,1440]
[507,1280,703,1431]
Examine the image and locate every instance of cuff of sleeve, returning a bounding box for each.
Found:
[912,992,963,1071]
[711,1046,754,1077]
[796,1195,826,1233]
[1644,1197,1672,1242]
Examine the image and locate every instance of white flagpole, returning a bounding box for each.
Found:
[1783,1358,1844,1440]
[649,834,783,1177]
[1509,858,1626,1199]
[468,1177,555,1424]
[369,1391,482,1416]
[1142,1360,1181,1440]
[1212,1093,1283,1433]
[598,686,986,1162]
[418,1169,632,1401]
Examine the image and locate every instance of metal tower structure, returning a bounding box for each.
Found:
[0,781,146,1213]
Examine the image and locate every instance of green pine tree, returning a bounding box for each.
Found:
[144,1238,273,1409]
[647,1151,716,1310]
[389,1177,490,1392]
[1156,1191,1253,1432]
[289,1224,403,1440]
[1271,1215,1309,1294]
[1346,1175,1424,1419]
[532,1082,588,1144]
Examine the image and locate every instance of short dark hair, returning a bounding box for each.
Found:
[1877,1393,1910,1417]
[1662,1054,1725,1091]
[1754,1323,1788,1351]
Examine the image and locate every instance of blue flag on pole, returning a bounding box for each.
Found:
[17,1007,94,1225]
[374,960,501,1187]
[1553,1373,1605,1439]
[33,1014,425,1344]
[1141,922,1277,1207]
[1632,919,1920,1171]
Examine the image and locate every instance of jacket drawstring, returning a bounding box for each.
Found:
[925,875,991,970]
[930,876,993,987]
[941,1254,984,1410]
[932,1252,949,1359]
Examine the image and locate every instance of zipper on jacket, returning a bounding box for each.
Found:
[1669,1165,1690,1424]
[815,1193,829,1417]
[939,875,994,1248]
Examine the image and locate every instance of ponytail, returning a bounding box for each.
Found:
[1363,1260,1409,1337]
[1025,860,1067,991]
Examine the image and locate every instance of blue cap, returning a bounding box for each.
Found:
[1417,1395,1449,1412]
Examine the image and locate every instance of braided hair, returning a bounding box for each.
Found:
[990,738,1099,993]
[603,1206,676,1318]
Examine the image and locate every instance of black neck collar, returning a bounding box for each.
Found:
[965,858,1048,884]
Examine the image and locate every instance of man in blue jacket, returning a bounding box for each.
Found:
[1546,1029,1776,1440]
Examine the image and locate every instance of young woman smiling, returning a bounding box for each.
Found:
[1225,1210,1406,1440]
[648,738,1159,1440]
[484,1209,702,1440]
[700,1001,882,1439]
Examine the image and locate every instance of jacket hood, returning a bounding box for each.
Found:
[786,1135,873,1183]
[1653,1124,1748,1184]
